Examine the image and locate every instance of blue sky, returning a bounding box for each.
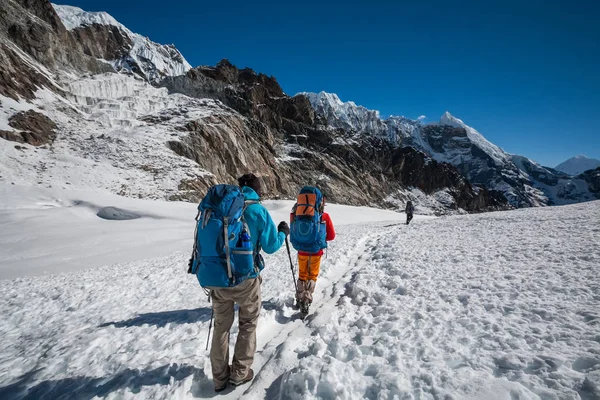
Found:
[58,0,599,167]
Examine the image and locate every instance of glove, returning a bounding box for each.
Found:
[278,221,290,237]
[187,257,194,274]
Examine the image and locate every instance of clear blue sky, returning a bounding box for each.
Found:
[59,0,599,167]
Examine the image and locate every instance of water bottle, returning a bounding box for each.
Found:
[241,230,251,249]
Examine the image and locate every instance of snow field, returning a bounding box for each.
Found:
[0,186,598,399]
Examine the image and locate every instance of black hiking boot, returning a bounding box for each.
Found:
[300,301,310,316]
[229,369,254,387]
[215,382,228,393]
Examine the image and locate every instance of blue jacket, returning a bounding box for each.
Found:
[242,187,285,255]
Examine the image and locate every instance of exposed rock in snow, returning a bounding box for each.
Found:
[0,110,57,146]
[96,206,140,220]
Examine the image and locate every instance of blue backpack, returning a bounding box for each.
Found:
[189,184,259,288]
[290,186,327,253]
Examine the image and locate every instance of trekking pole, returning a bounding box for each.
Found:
[285,237,299,296]
[205,308,214,351]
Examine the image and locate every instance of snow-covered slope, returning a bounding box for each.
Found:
[555,155,600,176]
[52,4,192,82]
[0,185,598,399]
[0,72,230,200]
[300,91,596,207]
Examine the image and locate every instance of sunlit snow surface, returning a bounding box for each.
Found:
[0,185,598,399]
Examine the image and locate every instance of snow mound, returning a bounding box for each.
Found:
[96,206,140,220]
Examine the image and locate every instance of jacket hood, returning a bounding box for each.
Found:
[242,186,260,201]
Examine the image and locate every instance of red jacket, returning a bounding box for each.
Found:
[291,211,336,256]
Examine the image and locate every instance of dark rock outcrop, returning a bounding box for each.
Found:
[1,110,57,146]
[579,167,600,199]
[0,0,111,100]
[69,24,133,63]
[388,147,507,211]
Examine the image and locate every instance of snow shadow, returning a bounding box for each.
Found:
[0,363,205,400]
[265,368,297,399]
[99,307,212,328]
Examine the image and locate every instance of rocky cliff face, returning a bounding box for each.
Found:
[0,0,109,101]
[160,60,507,211]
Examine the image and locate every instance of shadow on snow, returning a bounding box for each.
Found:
[0,364,209,400]
[98,307,212,328]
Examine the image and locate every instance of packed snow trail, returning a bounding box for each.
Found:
[0,222,397,400]
[0,198,599,399]
[251,202,600,400]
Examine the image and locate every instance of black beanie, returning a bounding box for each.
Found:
[238,173,262,196]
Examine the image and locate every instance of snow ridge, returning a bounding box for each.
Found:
[52,4,192,82]
[51,4,121,29]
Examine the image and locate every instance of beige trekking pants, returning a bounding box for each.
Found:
[210,277,261,387]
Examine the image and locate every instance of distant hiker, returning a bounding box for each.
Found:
[188,173,289,392]
[406,200,415,225]
[289,186,335,315]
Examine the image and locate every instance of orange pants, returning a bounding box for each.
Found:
[298,254,322,281]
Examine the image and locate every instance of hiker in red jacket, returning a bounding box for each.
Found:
[291,195,335,314]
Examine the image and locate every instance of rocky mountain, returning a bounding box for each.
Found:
[301,92,598,207]
[159,60,507,211]
[0,0,508,214]
[555,155,600,176]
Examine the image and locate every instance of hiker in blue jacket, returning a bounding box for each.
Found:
[210,173,289,392]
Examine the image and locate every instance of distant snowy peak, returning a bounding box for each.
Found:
[52,4,192,82]
[555,155,600,176]
[438,111,510,166]
[51,4,121,30]
[439,111,466,129]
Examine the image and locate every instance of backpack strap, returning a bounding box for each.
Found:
[188,210,201,274]
[223,216,233,282]
[242,200,264,272]
[241,200,259,235]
